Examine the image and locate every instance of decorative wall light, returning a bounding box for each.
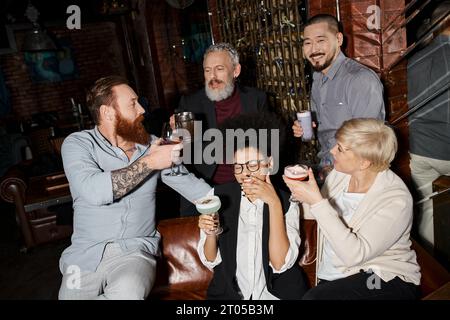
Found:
[99,0,131,16]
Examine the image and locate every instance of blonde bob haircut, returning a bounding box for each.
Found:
[335,118,397,172]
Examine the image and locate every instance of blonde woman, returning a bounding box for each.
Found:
[283,118,421,300]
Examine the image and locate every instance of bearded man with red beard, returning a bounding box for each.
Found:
[175,43,269,216]
[292,14,385,176]
[58,76,213,299]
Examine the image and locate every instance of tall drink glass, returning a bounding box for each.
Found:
[161,122,185,176]
[296,110,314,142]
[174,111,195,143]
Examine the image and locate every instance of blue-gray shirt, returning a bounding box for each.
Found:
[311,52,385,165]
[408,35,450,160]
[59,127,212,273]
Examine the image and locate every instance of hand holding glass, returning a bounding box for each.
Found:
[174,111,195,143]
[296,110,313,142]
[161,122,187,176]
[284,164,309,203]
[196,195,222,235]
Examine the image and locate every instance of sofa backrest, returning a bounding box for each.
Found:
[153,216,318,296]
[412,239,450,297]
[154,217,213,294]
[154,216,450,299]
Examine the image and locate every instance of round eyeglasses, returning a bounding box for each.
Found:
[233,159,269,174]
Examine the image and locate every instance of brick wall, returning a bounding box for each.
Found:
[309,0,339,17]
[0,1,209,123]
[0,22,126,122]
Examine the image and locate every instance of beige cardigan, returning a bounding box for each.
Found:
[303,169,421,285]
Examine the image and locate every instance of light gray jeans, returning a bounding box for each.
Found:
[410,153,450,247]
[58,243,157,300]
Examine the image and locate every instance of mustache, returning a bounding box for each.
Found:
[309,53,325,58]
[209,79,224,85]
[136,114,145,123]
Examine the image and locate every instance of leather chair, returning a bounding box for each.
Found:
[150,216,450,299]
[0,162,72,252]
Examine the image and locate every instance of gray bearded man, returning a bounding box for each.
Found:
[174,43,268,216]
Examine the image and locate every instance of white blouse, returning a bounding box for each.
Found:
[317,189,366,281]
[197,190,301,300]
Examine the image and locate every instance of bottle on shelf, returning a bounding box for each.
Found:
[70,98,81,131]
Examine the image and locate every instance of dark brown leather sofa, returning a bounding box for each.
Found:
[150,216,450,300]
[1,166,449,299]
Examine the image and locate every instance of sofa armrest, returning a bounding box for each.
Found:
[298,219,317,288]
[1,163,33,248]
[412,239,450,298]
[151,217,212,299]
[0,164,28,203]
[423,281,450,300]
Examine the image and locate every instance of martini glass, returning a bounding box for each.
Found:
[196,195,222,235]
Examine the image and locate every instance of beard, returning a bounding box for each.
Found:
[308,52,335,72]
[205,76,235,102]
[309,55,333,72]
[115,113,150,145]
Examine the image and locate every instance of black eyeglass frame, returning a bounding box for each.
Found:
[233,159,270,174]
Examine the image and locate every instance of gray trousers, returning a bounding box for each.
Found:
[410,153,450,246]
[58,243,157,300]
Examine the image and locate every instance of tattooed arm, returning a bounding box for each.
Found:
[111,158,153,200]
[61,134,178,205]
[111,142,179,201]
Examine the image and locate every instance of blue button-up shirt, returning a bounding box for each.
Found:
[311,52,385,165]
[59,127,212,273]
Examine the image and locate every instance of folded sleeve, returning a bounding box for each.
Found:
[197,229,222,270]
[270,202,301,273]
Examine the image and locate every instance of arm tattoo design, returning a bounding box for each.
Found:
[111,158,153,200]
